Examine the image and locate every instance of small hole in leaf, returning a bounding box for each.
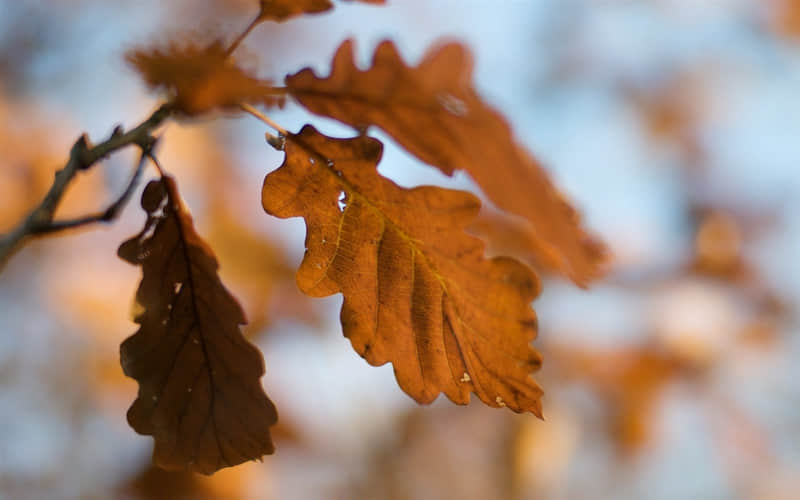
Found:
[337,191,347,212]
[309,157,316,165]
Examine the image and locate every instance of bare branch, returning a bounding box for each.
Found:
[0,103,173,272]
[31,148,151,235]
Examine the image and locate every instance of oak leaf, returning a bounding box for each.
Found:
[257,0,384,22]
[285,40,608,286]
[262,125,543,415]
[119,176,277,474]
[258,0,332,21]
[127,42,281,115]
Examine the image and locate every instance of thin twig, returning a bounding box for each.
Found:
[146,152,167,177]
[0,103,173,272]
[33,149,152,235]
[240,103,289,136]
[225,11,264,57]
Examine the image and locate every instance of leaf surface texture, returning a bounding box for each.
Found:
[119,177,277,474]
[286,40,608,285]
[262,126,544,415]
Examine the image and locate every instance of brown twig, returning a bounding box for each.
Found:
[33,148,152,235]
[225,11,265,57]
[0,103,173,272]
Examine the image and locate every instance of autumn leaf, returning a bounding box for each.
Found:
[468,207,552,275]
[204,200,317,336]
[257,0,384,22]
[127,41,282,115]
[549,345,682,453]
[262,125,543,415]
[258,0,332,21]
[285,40,608,286]
[119,176,277,474]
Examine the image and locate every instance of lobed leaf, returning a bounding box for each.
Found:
[258,0,384,22]
[262,126,544,415]
[285,40,608,286]
[127,41,282,115]
[119,176,277,474]
[258,0,333,21]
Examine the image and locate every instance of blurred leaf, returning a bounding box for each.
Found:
[771,0,800,39]
[120,464,216,500]
[257,0,384,22]
[258,0,333,21]
[119,176,277,474]
[286,39,608,285]
[262,125,544,414]
[550,345,684,453]
[205,200,317,336]
[127,41,282,114]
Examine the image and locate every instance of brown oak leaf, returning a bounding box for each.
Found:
[258,0,383,22]
[258,0,332,21]
[285,40,608,286]
[119,176,277,474]
[262,125,543,415]
[127,41,281,114]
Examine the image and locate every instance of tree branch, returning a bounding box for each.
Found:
[31,149,151,235]
[0,103,173,272]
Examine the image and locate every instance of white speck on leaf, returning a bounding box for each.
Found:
[495,396,506,407]
[460,372,471,383]
[437,93,468,116]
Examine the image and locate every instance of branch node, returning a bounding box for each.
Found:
[72,134,93,170]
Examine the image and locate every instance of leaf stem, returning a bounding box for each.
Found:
[240,103,288,135]
[34,149,151,235]
[147,151,168,177]
[225,12,264,57]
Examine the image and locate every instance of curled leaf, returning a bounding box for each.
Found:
[127,41,282,115]
[258,0,383,22]
[262,126,544,415]
[119,176,277,474]
[286,40,608,285]
[258,0,333,21]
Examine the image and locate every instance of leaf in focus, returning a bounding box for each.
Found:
[285,40,608,286]
[126,41,282,115]
[262,125,544,415]
[119,176,277,474]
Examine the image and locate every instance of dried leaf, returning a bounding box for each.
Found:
[285,40,608,286]
[550,345,681,453]
[468,207,551,275]
[204,200,317,335]
[119,176,277,474]
[262,125,543,415]
[127,42,281,115]
[258,0,382,21]
[258,0,333,21]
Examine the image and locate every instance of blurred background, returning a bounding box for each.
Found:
[1,0,799,498]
